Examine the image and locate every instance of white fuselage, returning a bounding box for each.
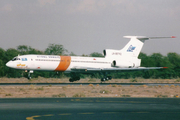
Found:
[6,55,140,73]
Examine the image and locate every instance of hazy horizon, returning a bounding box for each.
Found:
[0,0,179,55]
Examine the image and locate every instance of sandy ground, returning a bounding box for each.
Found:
[0,77,180,83]
[0,77,180,98]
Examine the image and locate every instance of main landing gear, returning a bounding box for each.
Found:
[101,76,112,82]
[69,73,112,82]
[100,72,112,82]
[69,77,80,82]
[69,73,80,82]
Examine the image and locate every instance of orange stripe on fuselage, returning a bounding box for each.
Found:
[55,56,71,71]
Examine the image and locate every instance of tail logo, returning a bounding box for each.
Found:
[127,45,136,52]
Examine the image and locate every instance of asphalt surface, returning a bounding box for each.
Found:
[0,98,180,120]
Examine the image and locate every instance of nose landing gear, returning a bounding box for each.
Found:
[27,70,33,80]
[101,76,112,82]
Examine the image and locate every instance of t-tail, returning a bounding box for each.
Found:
[103,36,176,58]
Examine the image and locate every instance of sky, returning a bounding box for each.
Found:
[0,0,180,55]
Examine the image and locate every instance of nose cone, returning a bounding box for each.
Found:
[6,61,14,68]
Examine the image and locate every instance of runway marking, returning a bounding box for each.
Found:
[131,112,150,113]
[26,111,180,120]
[103,112,118,114]
[43,114,54,116]
[163,112,180,113]
[96,100,123,103]
[26,112,94,119]
[95,100,147,104]
[27,114,55,120]
[73,99,81,101]
[78,112,94,115]
[26,115,41,120]
[58,113,72,115]
[26,117,34,120]
[31,115,41,118]
[71,98,94,102]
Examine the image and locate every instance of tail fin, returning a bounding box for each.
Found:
[121,36,175,58]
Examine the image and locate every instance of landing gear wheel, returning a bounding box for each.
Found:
[69,78,74,82]
[69,73,81,82]
[101,78,106,82]
[107,76,112,80]
[101,76,112,82]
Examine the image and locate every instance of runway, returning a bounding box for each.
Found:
[0,98,180,120]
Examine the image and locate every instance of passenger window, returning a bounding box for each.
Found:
[22,58,27,61]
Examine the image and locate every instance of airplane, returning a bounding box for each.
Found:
[6,36,175,82]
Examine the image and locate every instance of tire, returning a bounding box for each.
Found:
[101,78,106,82]
[69,78,74,82]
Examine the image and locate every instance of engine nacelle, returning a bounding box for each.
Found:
[112,60,134,68]
[111,59,141,68]
[103,49,122,57]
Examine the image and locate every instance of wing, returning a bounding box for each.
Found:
[71,67,167,73]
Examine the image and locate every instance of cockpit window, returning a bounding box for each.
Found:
[12,57,17,61]
[12,57,20,61]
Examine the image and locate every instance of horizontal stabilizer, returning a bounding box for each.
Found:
[124,36,176,41]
